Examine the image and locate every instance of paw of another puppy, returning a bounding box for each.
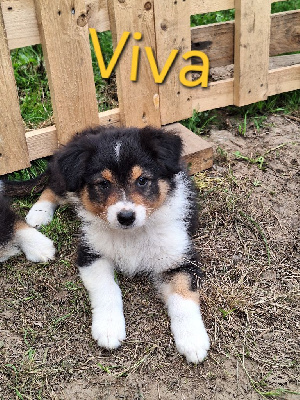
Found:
[91,309,126,349]
[16,227,55,262]
[26,201,56,228]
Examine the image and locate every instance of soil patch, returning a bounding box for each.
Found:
[0,115,299,399]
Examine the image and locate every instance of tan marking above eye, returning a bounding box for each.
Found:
[129,178,170,215]
[98,169,115,184]
[131,166,144,182]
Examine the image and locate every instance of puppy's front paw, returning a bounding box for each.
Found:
[168,295,210,363]
[172,321,210,363]
[92,309,126,349]
[16,228,55,262]
[26,201,56,228]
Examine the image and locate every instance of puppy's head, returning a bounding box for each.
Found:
[52,126,183,229]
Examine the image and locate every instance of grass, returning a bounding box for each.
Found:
[11,45,52,129]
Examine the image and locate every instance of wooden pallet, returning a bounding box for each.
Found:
[0,0,299,175]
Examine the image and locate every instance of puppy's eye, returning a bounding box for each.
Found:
[137,176,149,187]
[98,180,111,190]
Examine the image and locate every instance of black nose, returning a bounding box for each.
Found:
[117,210,136,227]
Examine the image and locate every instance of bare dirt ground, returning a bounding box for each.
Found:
[0,114,299,399]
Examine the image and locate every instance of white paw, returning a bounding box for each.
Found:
[16,227,55,262]
[172,320,210,363]
[26,201,56,228]
[91,309,126,349]
[167,294,210,363]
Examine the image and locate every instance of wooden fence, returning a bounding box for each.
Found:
[0,0,299,175]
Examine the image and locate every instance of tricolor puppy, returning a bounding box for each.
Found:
[0,182,55,263]
[26,126,210,363]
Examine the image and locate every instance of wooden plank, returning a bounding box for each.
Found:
[270,10,300,56]
[191,63,300,117]
[34,0,100,145]
[25,108,120,161]
[234,0,271,106]
[154,0,193,125]
[1,0,292,50]
[191,0,234,14]
[164,123,213,174]
[192,79,234,114]
[1,0,40,49]
[107,0,161,127]
[191,10,300,69]
[268,64,300,96]
[1,0,111,49]
[185,0,285,15]
[191,21,234,68]
[86,0,110,32]
[26,126,58,161]
[0,7,30,175]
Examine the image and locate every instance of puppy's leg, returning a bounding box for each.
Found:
[14,221,55,262]
[26,188,59,228]
[157,265,210,363]
[78,246,126,349]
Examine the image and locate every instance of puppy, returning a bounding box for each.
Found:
[0,181,55,263]
[26,126,210,363]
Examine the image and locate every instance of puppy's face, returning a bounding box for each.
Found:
[81,165,170,229]
[53,126,183,230]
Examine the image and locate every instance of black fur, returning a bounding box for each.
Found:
[0,193,16,246]
[46,126,184,196]
[77,240,101,268]
[163,256,204,291]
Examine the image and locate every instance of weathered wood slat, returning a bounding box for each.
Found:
[0,7,30,175]
[26,109,120,161]
[268,64,300,96]
[191,10,300,68]
[234,0,271,106]
[154,0,193,125]
[191,0,286,14]
[270,10,300,56]
[190,64,300,117]
[107,0,161,127]
[164,123,213,174]
[34,0,99,145]
[192,79,234,115]
[1,0,291,49]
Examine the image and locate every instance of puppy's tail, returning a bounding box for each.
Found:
[0,172,49,197]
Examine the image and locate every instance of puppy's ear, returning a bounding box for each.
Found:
[140,127,183,176]
[50,136,94,193]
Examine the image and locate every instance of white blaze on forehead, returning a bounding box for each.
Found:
[115,141,122,161]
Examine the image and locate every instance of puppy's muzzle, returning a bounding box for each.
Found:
[117,210,136,227]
